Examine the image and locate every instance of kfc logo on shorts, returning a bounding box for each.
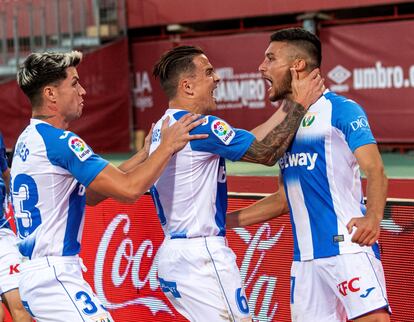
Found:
[337,277,360,296]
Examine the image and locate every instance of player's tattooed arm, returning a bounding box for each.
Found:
[241,100,306,166]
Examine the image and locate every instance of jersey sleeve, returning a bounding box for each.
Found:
[332,101,376,152]
[188,115,255,161]
[0,134,8,173]
[36,124,109,187]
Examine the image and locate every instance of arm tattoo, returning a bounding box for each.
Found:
[242,100,306,166]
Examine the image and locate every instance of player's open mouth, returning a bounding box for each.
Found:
[264,78,273,91]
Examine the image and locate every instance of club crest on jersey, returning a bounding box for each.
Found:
[211,120,235,145]
[301,113,316,127]
[68,137,92,161]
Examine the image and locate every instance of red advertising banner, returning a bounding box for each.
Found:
[132,32,278,134]
[0,39,131,153]
[80,195,413,321]
[3,193,414,321]
[126,0,411,28]
[320,20,414,143]
[132,25,414,144]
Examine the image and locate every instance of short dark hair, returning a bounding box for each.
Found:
[17,51,82,108]
[270,28,321,69]
[153,45,205,99]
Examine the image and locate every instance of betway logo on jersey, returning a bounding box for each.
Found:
[279,152,318,170]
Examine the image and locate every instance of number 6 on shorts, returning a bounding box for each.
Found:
[236,288,250,314]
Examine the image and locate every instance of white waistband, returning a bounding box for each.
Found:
[163,235,227,248]
[20,255,83,272]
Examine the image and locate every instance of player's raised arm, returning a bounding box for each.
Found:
[87,113,207,205]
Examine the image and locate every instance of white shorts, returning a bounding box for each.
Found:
[19,255,113,322]
[0,228,22,296]
[157,236,251,321]
[290,252,391,322]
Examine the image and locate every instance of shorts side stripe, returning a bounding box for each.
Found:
[364,253,389,306]
[52,264,86,322]
[204,238,236,321]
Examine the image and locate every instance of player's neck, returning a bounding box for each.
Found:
[169,98,199,114]
[32,113,69,130]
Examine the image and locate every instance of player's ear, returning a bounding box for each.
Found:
[181,78,194,96]
[292,58,307,72]
[43,85,57,106]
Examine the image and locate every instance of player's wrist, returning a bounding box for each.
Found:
[158,142,175,156]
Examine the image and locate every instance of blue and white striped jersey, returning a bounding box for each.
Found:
[279,90,380,261]
[10,119,108,259]
[149,109,255,239]
[0,133,10,229]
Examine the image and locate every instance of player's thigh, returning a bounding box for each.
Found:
[207,243,251,321]
[1,289,25,313]
[158,241,251,321]
[290,261,346,322]
[0,230,21,295]
[19,263,113,322]
[317,253,390,321]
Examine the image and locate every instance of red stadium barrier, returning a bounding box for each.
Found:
[3,188,414,321]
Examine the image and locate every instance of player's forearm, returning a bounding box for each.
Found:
[123,144,174,199]
[88,144,174,205]
[364,166,388,221]
[118,148,149,172]
[241,100,306,166]
[86,149,150,206]
[227,192,289,228]
[250,104,287,141]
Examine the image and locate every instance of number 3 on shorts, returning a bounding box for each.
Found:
[236,288,250,314]
[75,291,98,315]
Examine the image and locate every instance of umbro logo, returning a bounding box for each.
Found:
[328,65,351,84]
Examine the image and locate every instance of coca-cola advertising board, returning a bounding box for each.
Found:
[79,195,412,321]
[3,193,413,321]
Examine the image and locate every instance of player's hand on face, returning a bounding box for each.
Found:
[346,215,381,247]
[290,68,325,109]
[160,113,208,153]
